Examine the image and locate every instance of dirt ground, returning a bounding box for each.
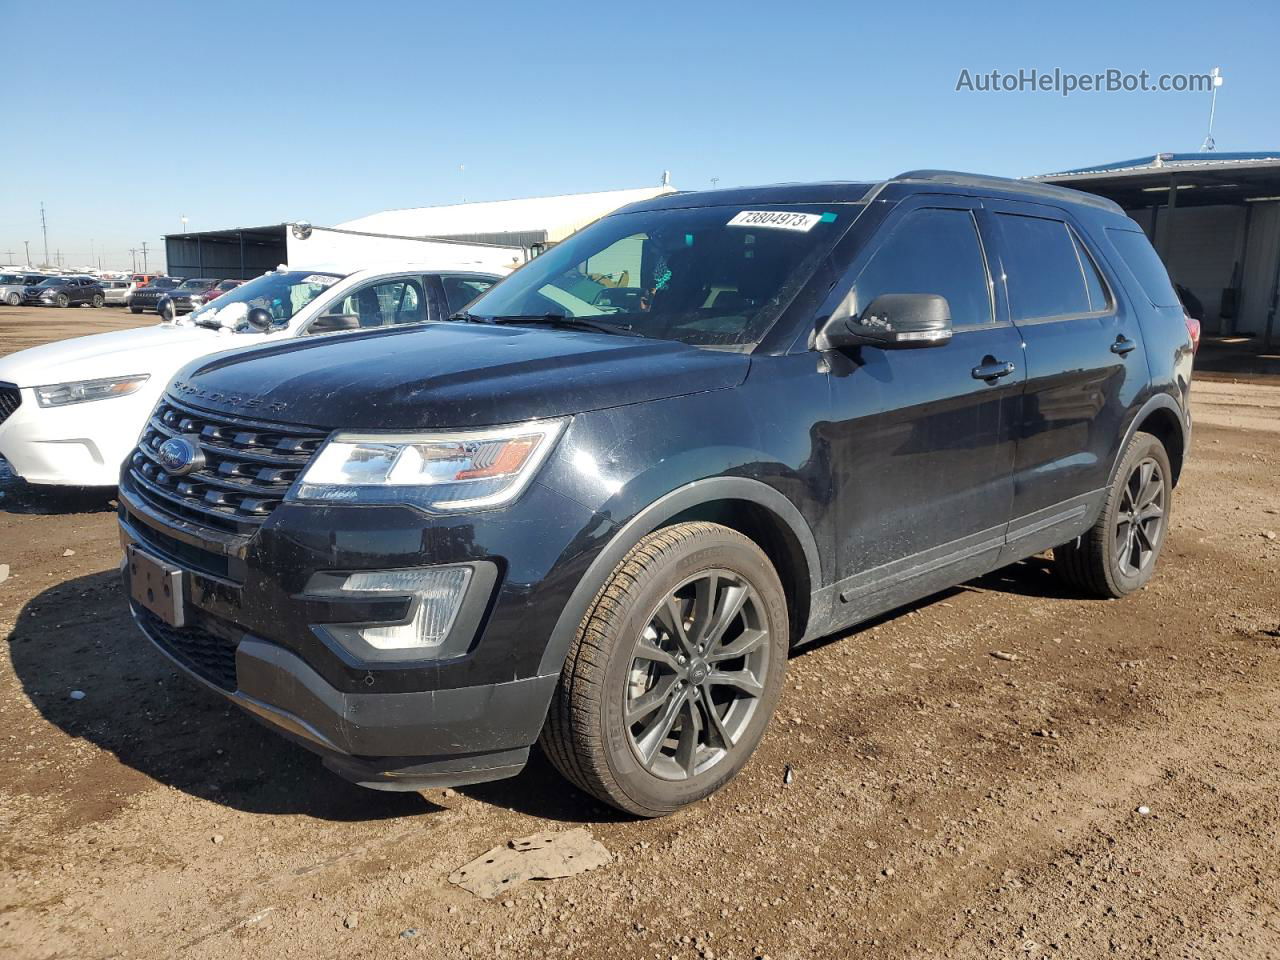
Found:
[0,304,151,354]
[1,314,1278,960]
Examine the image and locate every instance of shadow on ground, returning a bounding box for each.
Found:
[0,462,117,516]
[7,557,1085,824]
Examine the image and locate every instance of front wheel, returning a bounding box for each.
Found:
[55,293,69,308]
[541,522,789,817]
[1053,431,1173,598]
[130,306,143,314]
[92,294,104,308]
[5,293,19,306]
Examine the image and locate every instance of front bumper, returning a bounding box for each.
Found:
[0,384,157,486]
[117,476,604,789]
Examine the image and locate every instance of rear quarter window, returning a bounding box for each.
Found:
[1106,228,1180,308]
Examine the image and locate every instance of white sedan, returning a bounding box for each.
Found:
[0,263,503,487]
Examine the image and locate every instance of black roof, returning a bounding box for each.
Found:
[621,170,1122,216]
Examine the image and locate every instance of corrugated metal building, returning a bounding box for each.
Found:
[163,184,677,281]
[1034,152,1280,346]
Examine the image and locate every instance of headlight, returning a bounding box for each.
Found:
[34,374,150,408]
[292,419,565,511]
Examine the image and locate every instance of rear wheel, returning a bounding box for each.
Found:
[541,522,789,817]
[1053,431,1172,598]
[5,293,19,306]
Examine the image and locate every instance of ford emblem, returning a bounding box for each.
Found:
[156,435,204,476]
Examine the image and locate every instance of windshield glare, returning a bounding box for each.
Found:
[464,204,852,347]
[186,270,345,332]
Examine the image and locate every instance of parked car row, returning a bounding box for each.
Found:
[0,272,195,310]
[0,171,1199,818]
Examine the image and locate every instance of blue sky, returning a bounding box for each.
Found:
[1,0,1275,270]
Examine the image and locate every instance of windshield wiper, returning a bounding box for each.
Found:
[480,313,640,337]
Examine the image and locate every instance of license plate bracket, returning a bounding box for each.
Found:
[127,545,186,628]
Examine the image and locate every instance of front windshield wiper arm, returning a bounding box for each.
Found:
[479,313,641,337]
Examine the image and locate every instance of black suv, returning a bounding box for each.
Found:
[129,277,183,314]
[118,172,1195,817]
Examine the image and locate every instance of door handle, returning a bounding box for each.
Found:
[971,358,1016,382]
[1111,335,1137,356]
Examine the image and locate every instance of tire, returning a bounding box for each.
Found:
[130,306,143,314]
[5,293,19,306]
[92,294,104,308]
[541,521,789,817]
[1053,431,1173,598]
[55,293,69,308]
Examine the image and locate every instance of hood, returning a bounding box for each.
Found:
[0,322,233,386]
[174,322,751,430]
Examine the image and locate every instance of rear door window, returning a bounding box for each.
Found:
[441,276,496,315]
[1072,232,1111,312]
[854,207,993,327]
[995,213,1091,320]
[1106,228,1180,307]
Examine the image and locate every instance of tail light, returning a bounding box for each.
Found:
[1184,313,1201,354]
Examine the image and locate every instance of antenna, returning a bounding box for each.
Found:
[1201,66,1224,152]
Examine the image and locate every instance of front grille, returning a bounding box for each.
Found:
[136,606,238,691]
[127,395,327,535]
[0,383,19,425]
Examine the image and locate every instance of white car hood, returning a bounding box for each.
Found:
[0,322,270,387]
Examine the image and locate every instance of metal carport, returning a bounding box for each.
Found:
[1033,152,1280,348]
[163,225,288,281]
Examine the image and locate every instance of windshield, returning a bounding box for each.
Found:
[149,278,180,289]
[186,270,345,332]
[463,204,852,347]
[177,279,215,292]
[36,277,64,286]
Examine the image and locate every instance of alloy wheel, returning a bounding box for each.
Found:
[1114,457,1165,577]
[624,569,771,781]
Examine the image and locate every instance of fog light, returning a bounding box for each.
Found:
[341,567,472,651]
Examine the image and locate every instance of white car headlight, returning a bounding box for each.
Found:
[292,419,566,511]
[34,374,150,408]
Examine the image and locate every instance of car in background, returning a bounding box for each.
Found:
[0,273,49,306]
[101,278,136,306]
[156,278,222,320]
[0,263,504,487]
[22,275,105,308]
[128,277,183,314]
[206,279,243,302]
[132,274,160,288]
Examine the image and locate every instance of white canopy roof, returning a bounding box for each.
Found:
[336,185,678,243]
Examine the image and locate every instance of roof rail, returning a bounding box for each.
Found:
[891,169,1124,214]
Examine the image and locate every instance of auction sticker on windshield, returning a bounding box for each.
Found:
[302,274,340,286]
[727,210,822,232]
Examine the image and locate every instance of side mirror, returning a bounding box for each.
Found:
[308,313,361,334]
[817,293,953,350]
[245,307,274,331]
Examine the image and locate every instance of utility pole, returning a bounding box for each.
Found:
[40,201,49,266]
[130,248,138,273]
[141,241,149,273]
[23,240,30,266]
[2,250,13,263]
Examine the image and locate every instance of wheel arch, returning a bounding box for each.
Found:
[1112,393,1188,488]
[537,477,821,677]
